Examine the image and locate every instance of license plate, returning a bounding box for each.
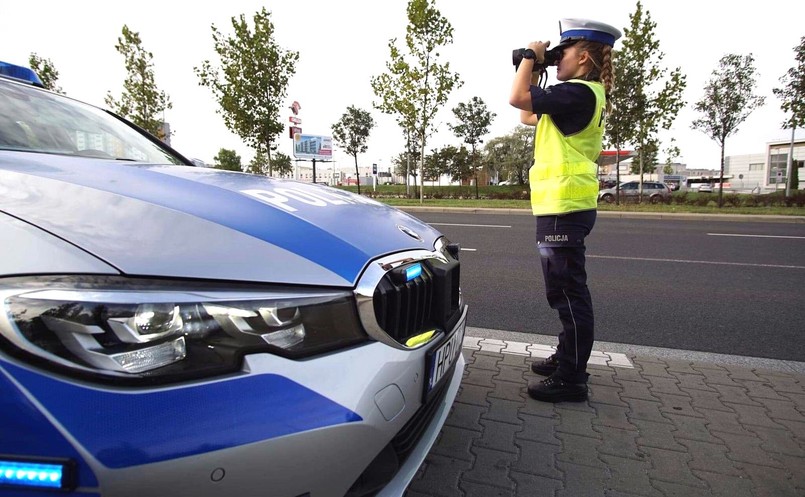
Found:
[425,313,466,400]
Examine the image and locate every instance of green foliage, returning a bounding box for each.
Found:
[213,148,242,172]
[662,138,680,175]
[482,126,533,185]
[370,0,463,201]
[196,7,298,174]
[391,149,422,185]
[616,2,686,188]
[423,147,448,182]
[28,53,64,94]
[443,145,472,183]
[332,106,375,194]
[631,139,658,176]
[691,53,765,206]
[450,96,495,198]
[105,25,172,139]
[245,150,292,177]
[773,36,805,130]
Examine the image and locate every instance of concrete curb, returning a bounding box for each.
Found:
[397,205,805,223]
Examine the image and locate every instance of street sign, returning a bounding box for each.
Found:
[289,116,302,124]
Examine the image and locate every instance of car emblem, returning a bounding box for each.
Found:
[397,224,422,241]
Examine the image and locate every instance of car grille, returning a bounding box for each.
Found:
[372,258,461,345]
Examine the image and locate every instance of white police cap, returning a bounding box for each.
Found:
[557,18,622,48]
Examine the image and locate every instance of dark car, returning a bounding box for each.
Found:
[598,181,672,204]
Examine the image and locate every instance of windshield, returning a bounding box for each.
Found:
[0,79,183,164]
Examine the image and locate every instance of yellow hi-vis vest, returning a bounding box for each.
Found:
[529,79,605,216]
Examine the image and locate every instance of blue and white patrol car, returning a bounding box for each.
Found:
[0,61,467,497]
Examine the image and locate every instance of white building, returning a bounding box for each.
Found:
[725,139,805,192]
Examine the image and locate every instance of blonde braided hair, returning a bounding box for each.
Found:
[575,41,615,113]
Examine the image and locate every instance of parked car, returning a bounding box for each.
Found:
[598,181,672,204]
[698,183,714,193]
[0,61,467,497]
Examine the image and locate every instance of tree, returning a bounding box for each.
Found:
[773,37,805,196]
[607,48,641,204]
[692,53,765,206]
[245,149,292,177]
[631,138,658,178]
[105,25,172,140]
[445,146,472,185]
[616,1,686,202]
[449,96,495,198]
[423,148,446,184]
[213,148,242,172]
[332,106,375,195]
[371,0,462,203]
[196,8,298,175]
[28,53,64,94]
[662,138,681,175]
[482,126,533,186]
[391,148,422,186]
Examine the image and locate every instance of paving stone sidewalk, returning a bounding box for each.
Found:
[405,339,805,497]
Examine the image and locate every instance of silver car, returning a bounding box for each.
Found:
[598,180,672,204]
[0,61,466,497]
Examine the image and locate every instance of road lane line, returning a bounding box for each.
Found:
[707,233,805,239]
[460,248,477,252]
[587,254,805,269]
[428,223,511,228]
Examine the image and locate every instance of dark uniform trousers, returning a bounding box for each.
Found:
[535,209,596,384]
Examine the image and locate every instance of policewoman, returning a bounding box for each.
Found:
[508,19,621,402]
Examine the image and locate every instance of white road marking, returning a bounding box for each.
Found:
[463,336,634,369]
[708,233,805,239]
[587,254,805,270]
[460,248,477,252]
[428,223,511,228]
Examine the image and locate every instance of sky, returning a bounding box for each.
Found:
[3,0,804,173]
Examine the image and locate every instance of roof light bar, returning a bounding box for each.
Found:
[0,61,45,87]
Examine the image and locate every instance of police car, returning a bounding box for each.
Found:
[0,61,467,497]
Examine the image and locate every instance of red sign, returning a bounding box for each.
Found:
[289,126,302,139]
[289,116,302,124]
[289,101,301,115]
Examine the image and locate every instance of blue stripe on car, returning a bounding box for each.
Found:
[102,164,372,282]
[4,362,362,469]
[0,365,98,487]
[3,156,435,282]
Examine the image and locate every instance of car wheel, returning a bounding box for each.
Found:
[650,195,661,204]
[600,194,615,204]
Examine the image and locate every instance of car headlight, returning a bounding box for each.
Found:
[0,277,368,384]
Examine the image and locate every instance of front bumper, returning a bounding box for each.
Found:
[0,305,467,497]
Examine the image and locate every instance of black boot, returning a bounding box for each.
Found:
[528,375,588,403]
[530,355,559,377]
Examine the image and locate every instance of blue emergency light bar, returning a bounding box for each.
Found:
[0,61,44,87]
[0,457,72,490]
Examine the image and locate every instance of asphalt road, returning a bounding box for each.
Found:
[404,210,805,362]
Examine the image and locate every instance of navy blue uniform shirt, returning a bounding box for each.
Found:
[529,82,596,136]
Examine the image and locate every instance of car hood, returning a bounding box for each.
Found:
[0,152,440,287]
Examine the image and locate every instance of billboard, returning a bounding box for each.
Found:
[293,133,332,161]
